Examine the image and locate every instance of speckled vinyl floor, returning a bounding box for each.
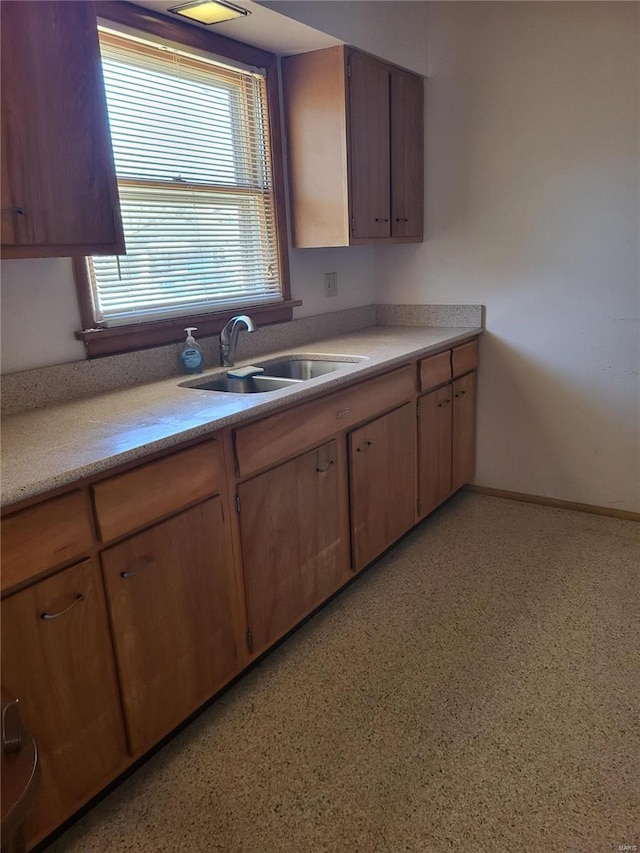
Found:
[46,494,639,853]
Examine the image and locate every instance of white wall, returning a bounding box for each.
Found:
[265,0,430,75]
[375,2,639,511]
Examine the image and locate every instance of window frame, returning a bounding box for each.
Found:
[74,0,295,358]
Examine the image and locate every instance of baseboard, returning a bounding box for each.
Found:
[464,485,640,522]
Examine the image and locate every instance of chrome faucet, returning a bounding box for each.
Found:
[219,315,256,367]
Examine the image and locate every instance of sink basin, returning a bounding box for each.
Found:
[185,375,300,394]
[258,357,361,380]
[181,355,364,394]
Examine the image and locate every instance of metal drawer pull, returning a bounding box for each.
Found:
[1,206,26,216]
[356,440,372,453]
[336,408,351,420]
[120,556,154,579]
[316,460,335,473]
[2,698,22,753]
[40,593,84,620]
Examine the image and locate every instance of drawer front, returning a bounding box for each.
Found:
[92,440,223,542]
[235,365,415,477]
[1,491,93,592]
[452,339,479,378]
[419,350,452,392]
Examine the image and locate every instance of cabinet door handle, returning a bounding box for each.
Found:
[437,400,450,408]
[316,460,335,473]
[121,555,154,579]
[2,698,22,753]
[356,440,372,453]
[40,593,84,620]
[1,206,26,216]
[395,217,409,223]
[375,217,389,223]
[455,390,466,398]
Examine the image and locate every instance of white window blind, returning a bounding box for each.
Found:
[89,29,282,326]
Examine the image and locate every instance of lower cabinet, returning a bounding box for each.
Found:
[0,343,480,849]
[452,371,477,491]
[1,558,127,846]
[349,403,416,571]
[238,440,350,655]
[418,384,453,516]
[418,370,477,516]
[101,497,241,756]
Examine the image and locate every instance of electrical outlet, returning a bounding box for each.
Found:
[324,272,338,297]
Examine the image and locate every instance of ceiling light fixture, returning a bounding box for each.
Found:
[168,0,250,26]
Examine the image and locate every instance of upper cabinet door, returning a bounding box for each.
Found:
[0,1,124,258]
[282,45,423,248]
[390,68,424,240]
[347,50,391,240]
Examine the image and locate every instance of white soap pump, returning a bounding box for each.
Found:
[180,327,203,374]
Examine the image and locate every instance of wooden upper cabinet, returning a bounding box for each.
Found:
[282,45,423,248]
[0,1,124,258]
[348,50,391,240]
[390,68,424,239]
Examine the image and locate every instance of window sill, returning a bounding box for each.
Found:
[75,300,302,358]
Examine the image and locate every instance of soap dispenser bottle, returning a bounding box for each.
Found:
[180,327,203,374]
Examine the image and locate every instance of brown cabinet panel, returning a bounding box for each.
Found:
[452,371,477,491]
[418,386,453,517]
[282,47,349,249]
[390,68,424,239]
[1,491,94,593]
[348,50,391,240]
[1,558,127,846]
[350,403,416,571]
[452,339,479,378]
[101,498,240,756]
[235,365,415,477]
[1,1,123,257]
[282,45,423,247]
[239,441,349,655]
[419,350,452,393]
[92,440,223,541]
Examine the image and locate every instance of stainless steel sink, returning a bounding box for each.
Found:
[181,355,364,394]
[258,357,360,380]
[185,375,300,394]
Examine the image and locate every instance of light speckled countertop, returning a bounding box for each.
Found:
[1,326,481,507]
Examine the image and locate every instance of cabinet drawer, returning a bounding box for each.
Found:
[92,440,223,542]
[235,365,415,477]
[1,491,93,593]
[419,350,452,392]
[452,339,479,377]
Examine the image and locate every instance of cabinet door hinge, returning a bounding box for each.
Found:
[221,502,225,522]
[417,498,422,515]
[347,63,351,79]
[246,628,253,652]
[235,494,241,514]
[350,215,355,233]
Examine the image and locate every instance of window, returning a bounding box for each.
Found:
[75,6,293,357]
